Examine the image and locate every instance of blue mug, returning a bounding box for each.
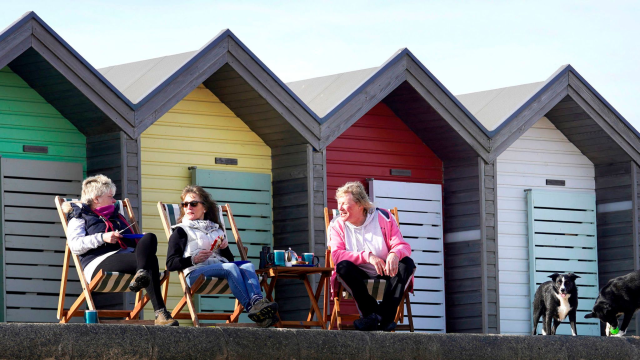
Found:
[268,250,286,266]
[85,310,98,324]
[302,253,319,266]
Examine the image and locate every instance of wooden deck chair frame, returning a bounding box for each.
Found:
[55,196,170,324]
[158,201,249,327]
[324,207,415,331]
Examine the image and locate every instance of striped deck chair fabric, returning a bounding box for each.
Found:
[162,203,232,295]
[341,279,386,301]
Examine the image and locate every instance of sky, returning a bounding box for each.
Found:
[1,0,639,128]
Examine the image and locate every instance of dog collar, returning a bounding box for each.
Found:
[610,327,620,335]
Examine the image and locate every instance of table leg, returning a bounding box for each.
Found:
[307,274,328,325]
[302,275,326,330]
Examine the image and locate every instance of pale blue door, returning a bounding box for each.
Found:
[526,189,600,336]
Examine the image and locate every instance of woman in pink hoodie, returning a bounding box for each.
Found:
[328,181,415,331]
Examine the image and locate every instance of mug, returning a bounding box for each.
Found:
[268,250,285,267]
[260,246,271,268]
[85,310,98,324]
[302,253,320,266]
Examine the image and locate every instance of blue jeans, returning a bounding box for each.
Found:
[187,262,262,310]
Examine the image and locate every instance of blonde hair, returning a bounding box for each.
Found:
[81,175,116,206]
[335,181,374,215]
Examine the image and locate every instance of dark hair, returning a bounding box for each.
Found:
[177,185,222,227]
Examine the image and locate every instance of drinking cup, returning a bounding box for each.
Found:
[272,250,285,266]
[302,253,320,266]
[85,310,98,324]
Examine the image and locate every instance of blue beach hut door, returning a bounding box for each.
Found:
[526,189,600,336]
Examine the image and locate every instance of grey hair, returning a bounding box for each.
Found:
[81,174,116,206]
[335,181,375,215]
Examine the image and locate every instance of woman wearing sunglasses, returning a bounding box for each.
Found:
[64,174,178,326]
[166,185,278,327]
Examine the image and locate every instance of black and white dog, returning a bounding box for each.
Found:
[532,273,580,336]
[585,270,640,337]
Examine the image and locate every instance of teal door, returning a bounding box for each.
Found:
[526,189,600,336]
[191,168,272,323]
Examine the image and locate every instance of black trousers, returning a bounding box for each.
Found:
[91,233,165,311]
[336,257,415,324]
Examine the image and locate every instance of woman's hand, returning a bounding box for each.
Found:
[368,253,386,276]
[193,250,212,264]
[218,235,228,249]
[102,231,122,244]
[385,253,399,277]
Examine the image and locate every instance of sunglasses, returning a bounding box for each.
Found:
[181,201,204,208]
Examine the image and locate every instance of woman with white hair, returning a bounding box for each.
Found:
[328,181,415,331]
[64,174,178,326]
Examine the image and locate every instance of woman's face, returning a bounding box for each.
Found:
[183,193,206,221]
[338,193,365,225]
[92,190,116,209]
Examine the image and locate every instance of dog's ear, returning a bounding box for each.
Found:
[568,273,580,280]
[548,273,560,282]
[584,311,596,319]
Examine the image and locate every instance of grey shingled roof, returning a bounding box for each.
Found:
[99,51,197,103]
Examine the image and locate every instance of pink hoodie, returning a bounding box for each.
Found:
[328,208,413,297]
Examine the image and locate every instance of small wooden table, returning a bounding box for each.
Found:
[256,266,333,329]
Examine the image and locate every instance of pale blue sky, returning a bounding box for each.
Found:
[2,1,639,128]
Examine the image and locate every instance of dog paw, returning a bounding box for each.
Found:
[612,330,626,337]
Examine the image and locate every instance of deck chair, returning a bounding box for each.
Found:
[55,196,170,324]
[158,201,250,327]
[324,207,414,331]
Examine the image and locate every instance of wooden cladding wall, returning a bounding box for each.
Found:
[8,48,122,137]
[593,162,637,335]
[140,85,272,322]
[271,144,320,321]
[482,159,498,334]
[325,103,443,211]
[443,157,482,333]
[0,66,86,170]
[205,63,308,149]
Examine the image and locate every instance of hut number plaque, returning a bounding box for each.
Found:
[215,157,238,165]
[390,169,411,176]
[546,179,566,186]
[23,145,48,154]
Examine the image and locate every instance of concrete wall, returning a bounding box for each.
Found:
[1,324,640,360]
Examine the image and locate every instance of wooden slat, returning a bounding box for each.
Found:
[193,168,271,191]
[1,157,83,181]
[3,178,81,195]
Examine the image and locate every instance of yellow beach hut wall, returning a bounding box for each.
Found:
[140,84,271,322]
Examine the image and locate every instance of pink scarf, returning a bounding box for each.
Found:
[93,204,115,219]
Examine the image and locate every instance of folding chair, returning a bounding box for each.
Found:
[55,196,170,324]
[158,201,250,327]
[324,207,414,331]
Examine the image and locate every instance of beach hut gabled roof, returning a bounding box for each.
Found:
[459,65,640,164]
[99,30,321,148]
[0,12,136,137]
[287,49,493,160]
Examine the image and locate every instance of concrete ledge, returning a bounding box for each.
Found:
[1,324,640,359]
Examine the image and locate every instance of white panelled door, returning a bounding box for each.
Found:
[369,179,445,333]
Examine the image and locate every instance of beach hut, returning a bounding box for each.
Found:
[287,50,497,333]
[0,13,139,322]
[98,31,322,322]
[456,65,640,335]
